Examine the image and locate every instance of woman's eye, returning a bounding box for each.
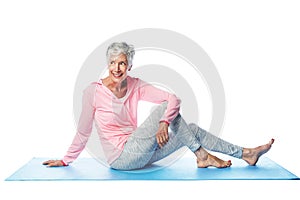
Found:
[110,61,115,65]
[120,62,126,65]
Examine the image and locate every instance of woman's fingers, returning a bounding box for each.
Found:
[161,134,168,144]
[42,160,63,167]
[157,132,169,148]
[158,136,164,148]
[48,161,62,167]
[156,122,170,148]
[42,160,55,165]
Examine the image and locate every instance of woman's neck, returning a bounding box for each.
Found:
[103,76,127,92]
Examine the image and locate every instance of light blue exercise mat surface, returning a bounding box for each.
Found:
[5,156,299,181]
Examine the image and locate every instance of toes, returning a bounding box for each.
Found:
[227,160,232,167]
[270,138,275,145]
[223,160,231,168]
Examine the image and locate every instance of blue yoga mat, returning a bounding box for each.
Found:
[5,156,299,181]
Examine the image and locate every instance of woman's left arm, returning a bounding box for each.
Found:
[137,79,181,147]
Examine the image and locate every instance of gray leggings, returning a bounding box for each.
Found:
[110,102,243,170]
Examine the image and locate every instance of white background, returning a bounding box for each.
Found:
[0,0,299,199]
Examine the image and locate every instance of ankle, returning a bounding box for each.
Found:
[242,148,252,158]
[195,147,208,161]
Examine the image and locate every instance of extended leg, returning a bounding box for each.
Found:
[188,123,274,166]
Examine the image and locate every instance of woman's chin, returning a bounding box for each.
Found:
[111,75,126,83]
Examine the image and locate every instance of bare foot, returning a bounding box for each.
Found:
[195,147,231,168]
[197,154,232,168]
[242,138,275,165]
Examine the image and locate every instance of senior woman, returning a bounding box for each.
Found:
[43,42,274,170]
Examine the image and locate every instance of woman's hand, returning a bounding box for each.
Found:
[42,160,66,167]
[156,121,169,148]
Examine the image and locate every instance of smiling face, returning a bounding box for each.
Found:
[108,53,130,84]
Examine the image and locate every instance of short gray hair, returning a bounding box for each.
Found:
[106,42,135,67]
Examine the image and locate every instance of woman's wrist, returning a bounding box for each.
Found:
[159,120,170,126]
[61,160,68,166]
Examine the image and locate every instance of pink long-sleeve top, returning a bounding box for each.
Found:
[63,76,181,165]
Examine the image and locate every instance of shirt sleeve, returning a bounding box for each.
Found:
[137,78,181,124]
[62,83,96,164]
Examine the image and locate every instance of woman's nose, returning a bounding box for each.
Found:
[114,64,120,71]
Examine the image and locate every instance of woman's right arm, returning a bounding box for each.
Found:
[43,84,97,167]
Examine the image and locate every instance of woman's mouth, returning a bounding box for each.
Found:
[112,72,123,78]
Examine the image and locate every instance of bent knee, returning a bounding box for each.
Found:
[188,123,198,130]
